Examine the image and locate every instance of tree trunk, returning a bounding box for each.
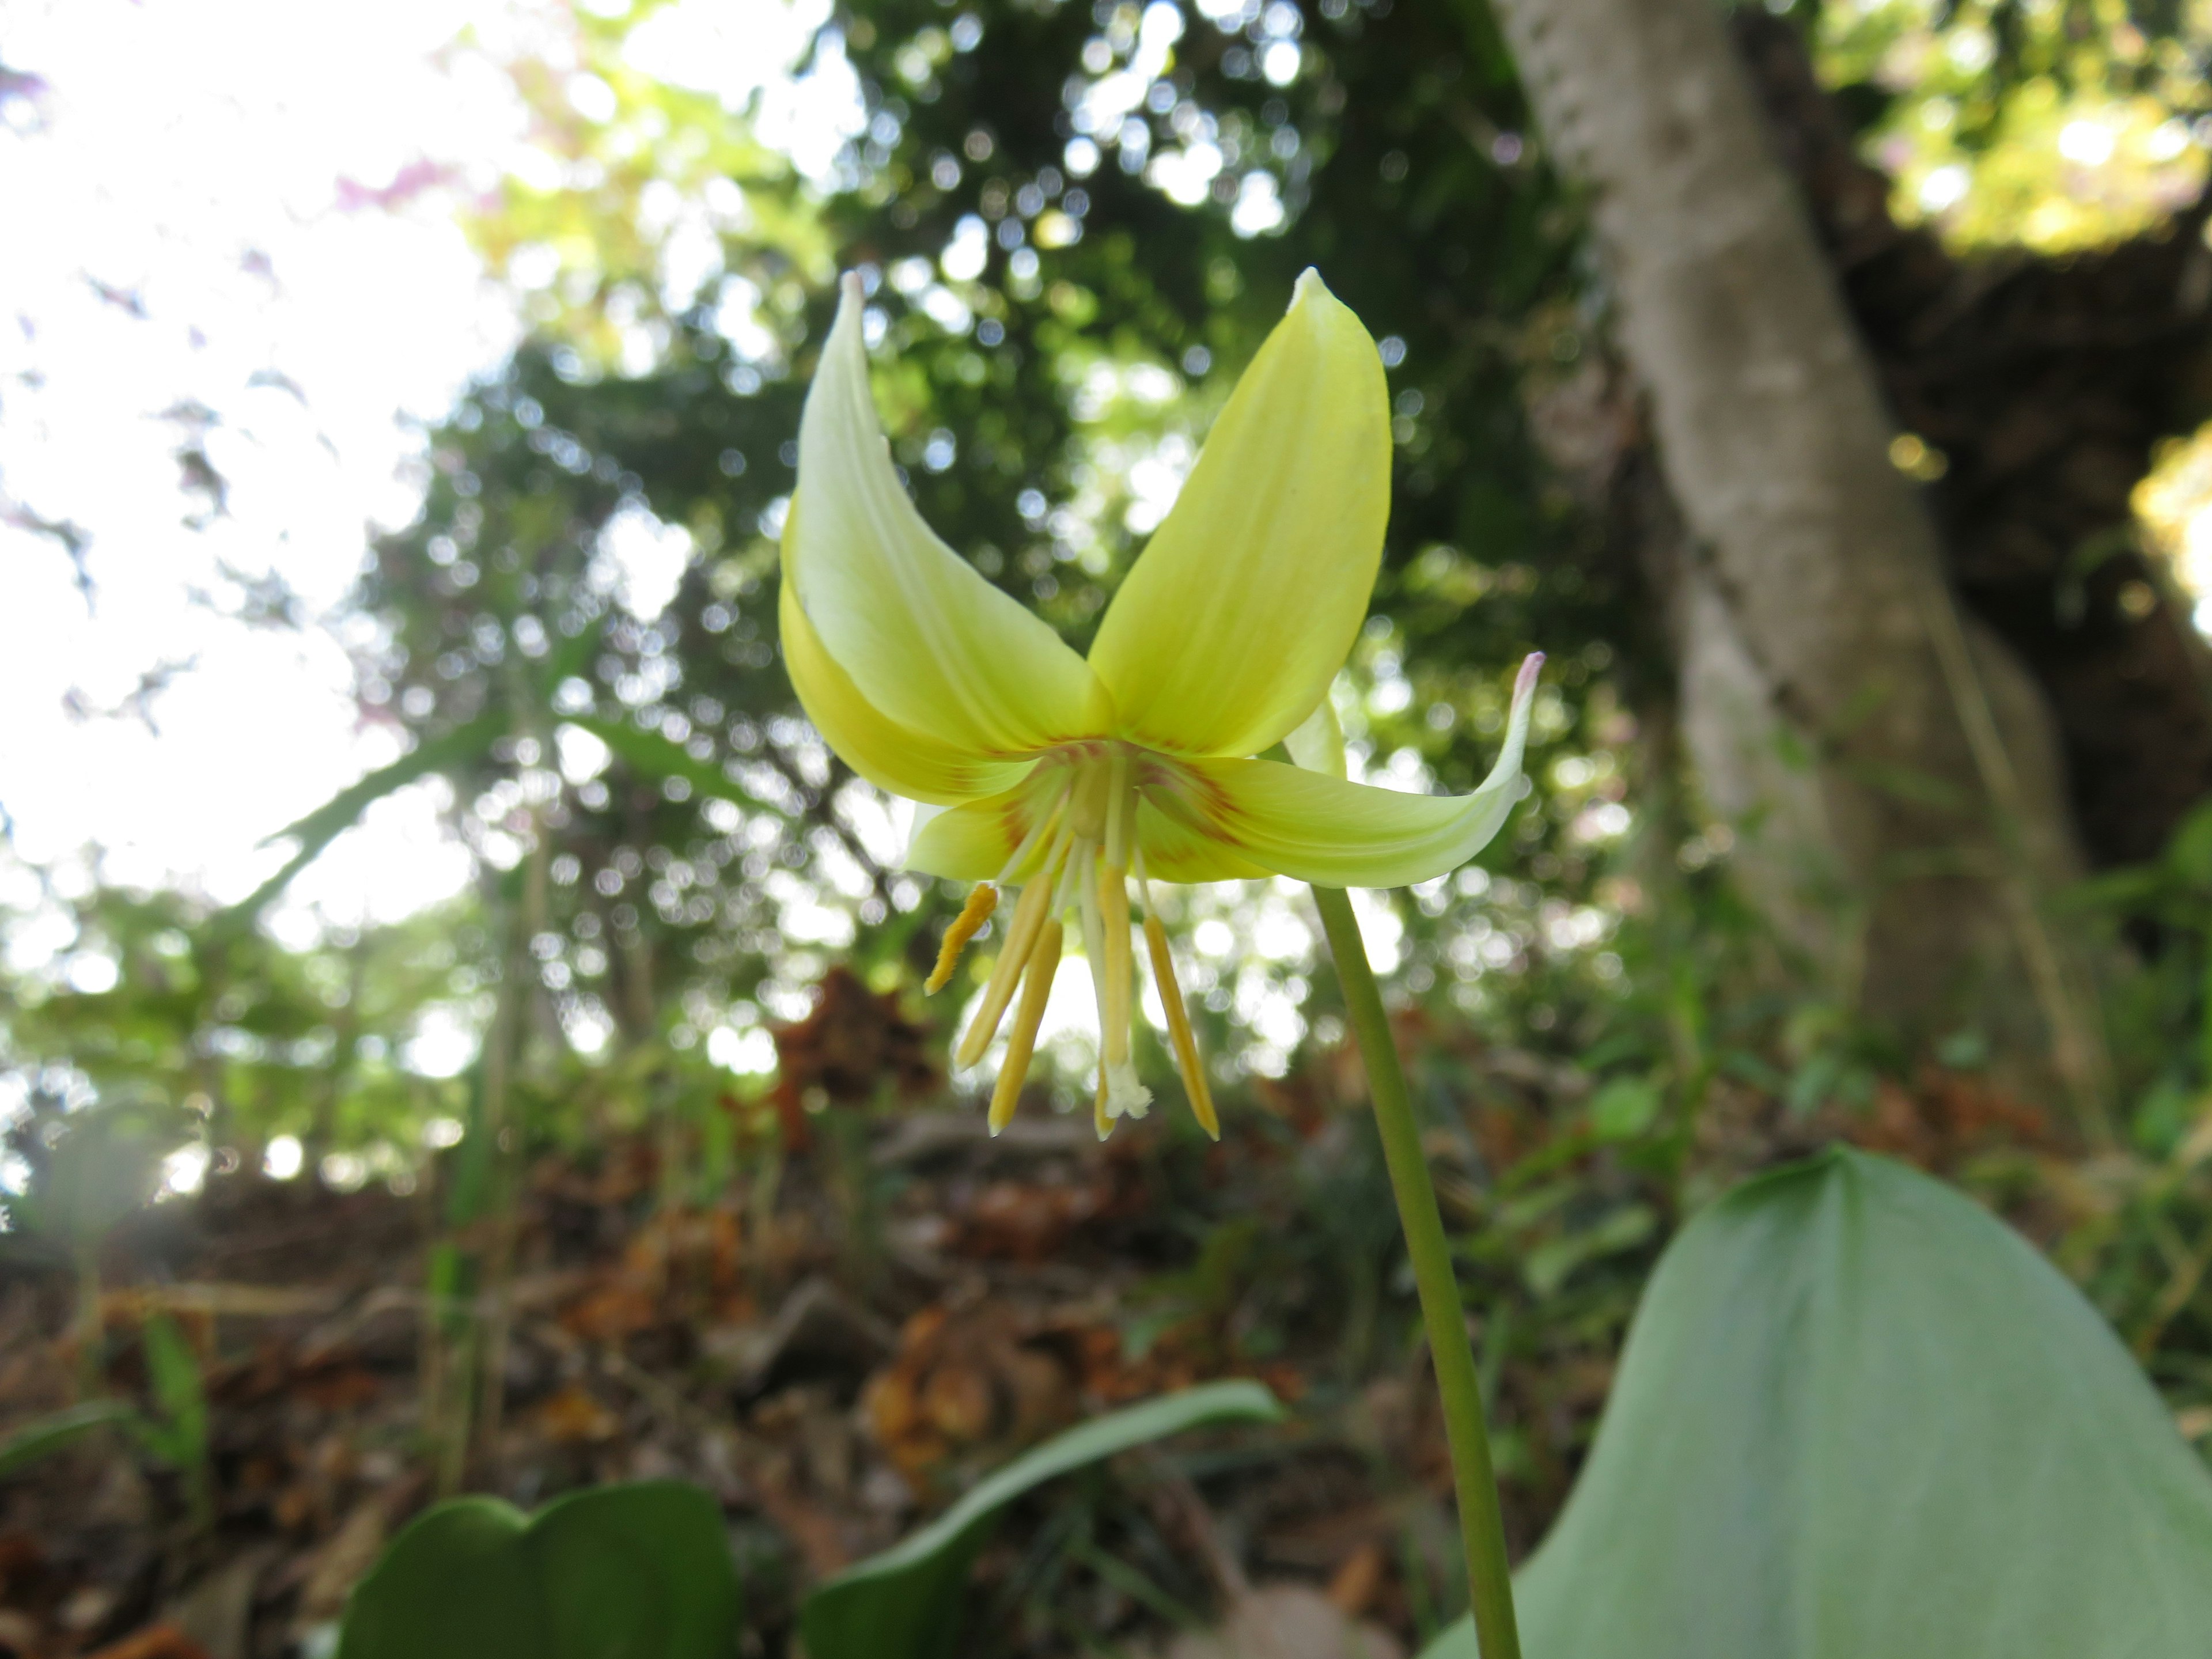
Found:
[1731,10,2212,872]
[1481,0,2102,1108]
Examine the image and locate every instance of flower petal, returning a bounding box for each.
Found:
[1157,656,1542,888]
[1284,690,1346,779]
[786,275,1108,756]
[1086,269,1390,759]
[779,581,1034,805]
[1132,798,1271,884]
[904,764,1066,880]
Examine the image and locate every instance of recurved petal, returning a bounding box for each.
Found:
[904,764,1067,881]
[1086,269,1389,759]
[780,581,1034,805]
[786,275,1108,756]
[1132,797,1272,884]
[1157,655,1542,888]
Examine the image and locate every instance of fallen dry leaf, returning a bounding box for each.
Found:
[296,1495,389,1622]
[82,1623,214,1659]
[1162,1584,1404,1659]
[1325,1544,1385,1619]
[534,1382,623,1445]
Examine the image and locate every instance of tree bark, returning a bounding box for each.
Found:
[1730,11,2212,871]
[1482,0,2099,1098]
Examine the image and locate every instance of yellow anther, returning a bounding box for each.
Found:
[1093,1067,1112,1141]
[989,919,1063,1134]
[956,835,1069,1070]
[1143,908,1218,1140]
[925,883,998,994]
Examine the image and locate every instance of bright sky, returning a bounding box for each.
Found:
[0,0,878,962]
[7,0,2212,975]
[0,0,538,945]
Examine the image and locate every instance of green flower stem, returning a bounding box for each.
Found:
[1312,884,1522,1659]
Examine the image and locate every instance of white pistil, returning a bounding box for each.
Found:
[1075,835,1150,1134]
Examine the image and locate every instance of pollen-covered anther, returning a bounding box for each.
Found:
[955,828,1071,1070]
[989,919,1064,1134]
[925,882,998,994]
[1142,890,1218,1140]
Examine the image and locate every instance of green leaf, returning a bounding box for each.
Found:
[225,713,505,922]
[0,1400,139,1478]
[800,1380,1286,1659]
[565,715,779,814]
[132,1314,208,1470]
[536,615,605,700]
[1586,1075,1661,1142]
[1520,1202,1654,1298]
[1422,1147,2212,1658]
[336,1481,738,1659]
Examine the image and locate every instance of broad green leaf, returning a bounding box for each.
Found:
[0,1400,139,1478]
[565,715,780,815]
[800,1380,1286,1659]
[226,713,505,922]
[336,1480,738,1659]
[1422,1147,2212,1659]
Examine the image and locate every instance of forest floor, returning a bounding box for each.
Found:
[0,1002,2109,1659]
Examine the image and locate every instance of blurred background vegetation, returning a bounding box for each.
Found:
[12,0,2212,1651]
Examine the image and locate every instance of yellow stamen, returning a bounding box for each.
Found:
[1093,1067,1112,1141]
[1100,865,1134,1070]
[988,919,1063,1134]
[994,794,1067,885]
[1143,906,1218,1141]
[956,832,1068,1069]
[925,883,998,994]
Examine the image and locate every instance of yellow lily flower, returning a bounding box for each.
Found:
[780,268,1540,1141]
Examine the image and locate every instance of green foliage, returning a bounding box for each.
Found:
[1423,1147,2212,1658]
[226,714,505,922]
[0,1315,212,1527]
[336,1481,740,1659]
[0,1400,136,1478]
[1815,0,2212,251]
[133,1313,214,1527]
[327,1387,1278,1658]
[799,1380,1285,1659]
[0,878,477,1180]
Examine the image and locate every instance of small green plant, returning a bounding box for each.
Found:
[337,1482,738,1659]
[800,1380,1284,1659]
[0,1312,214,1531]
[332,1381,1283,1659]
